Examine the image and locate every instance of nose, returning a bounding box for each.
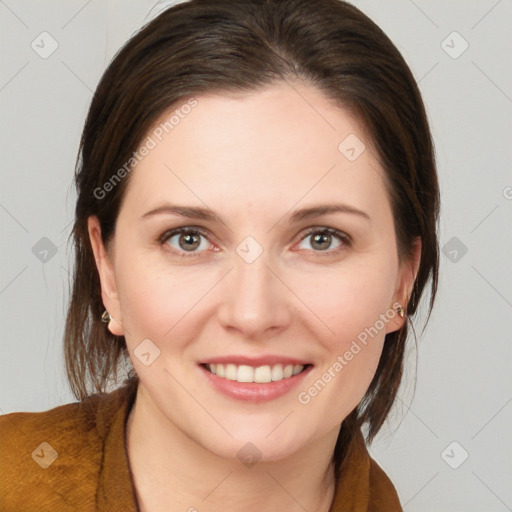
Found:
[217,249,293,340]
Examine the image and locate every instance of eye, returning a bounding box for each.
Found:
[296,227,351,255]
[158,226,351,258]
[159,227,213,257]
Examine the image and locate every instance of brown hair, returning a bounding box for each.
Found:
[64,0,440,479]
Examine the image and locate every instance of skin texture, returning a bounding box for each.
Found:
[88,80,421,512]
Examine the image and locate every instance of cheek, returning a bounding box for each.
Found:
[297,255,398,345]
[293,256,397,403]
[116,237,398,360]
[115,252,207,346]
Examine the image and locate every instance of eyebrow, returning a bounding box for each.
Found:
[141,203,371,224]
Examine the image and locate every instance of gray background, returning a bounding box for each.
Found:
[1,0,511,510]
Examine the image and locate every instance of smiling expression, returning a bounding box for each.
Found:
[88,80,416,462]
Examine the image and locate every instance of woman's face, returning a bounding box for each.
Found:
[89,81,418,462]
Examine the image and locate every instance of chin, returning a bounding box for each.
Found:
[203,423,311,464]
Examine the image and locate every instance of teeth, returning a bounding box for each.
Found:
[271,364,283,381]
[283,364,293,378]
[237,365,254,383]
[254,365,272,383]
[225,364,237,380]
[206,363,305,383]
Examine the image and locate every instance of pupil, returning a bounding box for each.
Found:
[177,232,332,252]
[313,232,330,250]
[180,233,199,250]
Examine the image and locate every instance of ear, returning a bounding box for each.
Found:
[87,215,125,336]
[385,237,422,334]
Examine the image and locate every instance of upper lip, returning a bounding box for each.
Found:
[200,355,312,367]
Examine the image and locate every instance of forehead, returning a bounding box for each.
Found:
[121,81,388,219]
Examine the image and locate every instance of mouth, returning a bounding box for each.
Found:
[200,362,312,384]
[198,355,314,402]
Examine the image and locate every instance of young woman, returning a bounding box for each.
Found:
[1,1,439,510]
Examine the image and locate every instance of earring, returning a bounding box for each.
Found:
[101,310,111,323]
[396,305,405,318]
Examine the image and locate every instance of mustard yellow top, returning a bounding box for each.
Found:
[0,378,402,511]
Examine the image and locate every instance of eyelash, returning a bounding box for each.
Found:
[158,226,352,259]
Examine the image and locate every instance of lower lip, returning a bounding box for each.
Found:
[199,364,313,402]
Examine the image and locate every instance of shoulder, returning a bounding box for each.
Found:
[0,380,136,511]
[367,455,402,511]
[330,427,402,511]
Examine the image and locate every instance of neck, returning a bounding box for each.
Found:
[126,386,338,512]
